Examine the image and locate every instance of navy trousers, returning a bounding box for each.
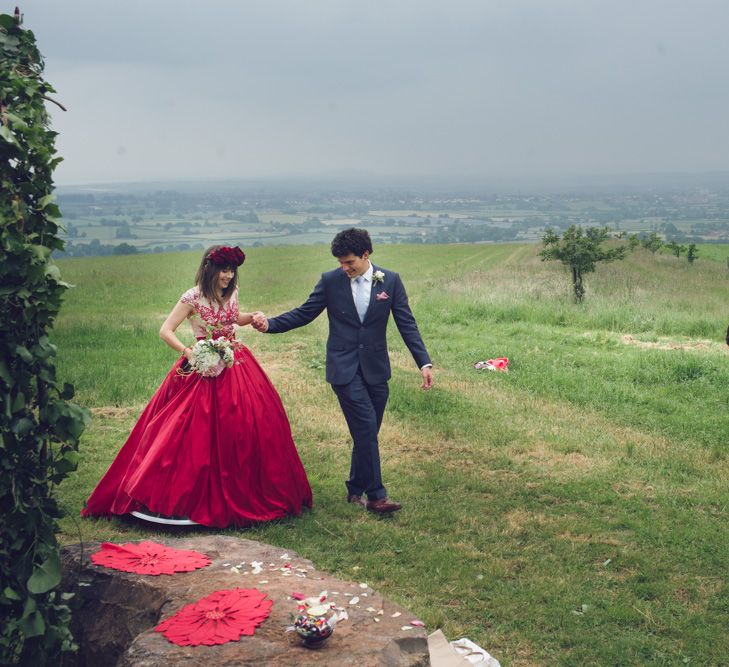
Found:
[332,368,389,501]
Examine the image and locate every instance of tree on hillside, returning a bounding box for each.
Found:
[540,225,627,302]
[0,10,88,664]
[640,232,663,254]
[665,240,686,258]
[686,243,699,264]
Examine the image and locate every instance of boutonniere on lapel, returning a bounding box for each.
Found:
[375,291,389,301]
[372,270,385,284]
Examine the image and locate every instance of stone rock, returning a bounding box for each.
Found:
[61,535,429,666]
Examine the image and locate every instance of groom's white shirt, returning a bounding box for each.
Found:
[349,260,373,311]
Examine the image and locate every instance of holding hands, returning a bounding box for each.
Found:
[251,312,269,332]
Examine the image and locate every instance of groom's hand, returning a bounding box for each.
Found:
[251,312,269,332]
[421,366,433,390]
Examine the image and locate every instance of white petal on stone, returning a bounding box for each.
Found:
[391,612,401,618]
[258,580,268,584]
[349,596,360,605]
[307,604,330,616]
[337,610,349,621]
[344,593,352,597]
[361,593,368,597]
[280,553,291,560]
[222,563,230,567]
[335,606,346,611]
[366,607,377,612]
[230,566,240,574]
[378,610,384,615]
[331,591,339,595]
[374,617,381,623]
[401,625,413,631]
[359,583,368,588]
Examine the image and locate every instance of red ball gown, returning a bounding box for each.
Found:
[81,287,312,528]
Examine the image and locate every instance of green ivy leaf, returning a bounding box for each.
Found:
[19,611,46,638]
[27,551,61,594]
[2,587,22,601]
[0,125,18,145]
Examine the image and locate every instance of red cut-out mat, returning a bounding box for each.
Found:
[90,541,211,575]
[155,588,273,646]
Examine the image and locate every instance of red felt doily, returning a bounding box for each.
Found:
[155,588,273,646]
[90,541,211,575]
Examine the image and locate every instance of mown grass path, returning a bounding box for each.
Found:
[55,244,729,665]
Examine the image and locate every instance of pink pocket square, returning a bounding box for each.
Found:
[375,291,389,301]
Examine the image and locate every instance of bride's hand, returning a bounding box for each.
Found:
[251,312,269,332]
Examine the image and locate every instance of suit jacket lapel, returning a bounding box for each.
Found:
[338,270,360,322]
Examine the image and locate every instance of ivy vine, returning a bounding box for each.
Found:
[0,9,89,665]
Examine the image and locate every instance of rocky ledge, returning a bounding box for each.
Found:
[60,535,429,666]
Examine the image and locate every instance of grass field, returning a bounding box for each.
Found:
[53,243,729,665]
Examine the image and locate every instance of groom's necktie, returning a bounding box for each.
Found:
[354,275,367,322]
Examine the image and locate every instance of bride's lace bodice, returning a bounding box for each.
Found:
[180,287,239,340]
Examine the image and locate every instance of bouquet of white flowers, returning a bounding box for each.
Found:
[187,338,235,377]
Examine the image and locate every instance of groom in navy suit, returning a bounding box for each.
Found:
[252,228,433,513]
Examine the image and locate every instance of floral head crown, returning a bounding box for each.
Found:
[207,246,246,267]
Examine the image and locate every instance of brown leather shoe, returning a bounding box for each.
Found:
[347,494,367,508]
[366,497,402,514]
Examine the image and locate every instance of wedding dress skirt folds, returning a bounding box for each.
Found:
[82,287,312,528]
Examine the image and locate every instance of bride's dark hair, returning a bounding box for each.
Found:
[196,246,239,304]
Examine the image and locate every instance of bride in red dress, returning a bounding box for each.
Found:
[81,246,312,528]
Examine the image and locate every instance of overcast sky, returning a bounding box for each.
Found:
[12,0,729,187]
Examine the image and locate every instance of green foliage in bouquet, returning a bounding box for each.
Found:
[0,10,89,665]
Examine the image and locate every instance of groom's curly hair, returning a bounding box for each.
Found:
[331,228,373,258]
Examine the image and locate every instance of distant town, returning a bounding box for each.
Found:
[55,181,729,257]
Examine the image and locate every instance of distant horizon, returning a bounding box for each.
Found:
[55,169,729,195]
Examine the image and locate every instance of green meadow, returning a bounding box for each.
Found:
[53,243,729,666]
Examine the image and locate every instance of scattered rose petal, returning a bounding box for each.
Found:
[307,604,330,617]
[378,610,384,615]
[366,607,377,612]
[391,612,401,618]
[374,617,381,622]
[222,563,230,567]
[349,596,359,605]
[280,554,291,560]
[230,567,240,574]
[359,583,368,589]
[410,620,425,627]
[258,580,268,584]
[401,625,413,631]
